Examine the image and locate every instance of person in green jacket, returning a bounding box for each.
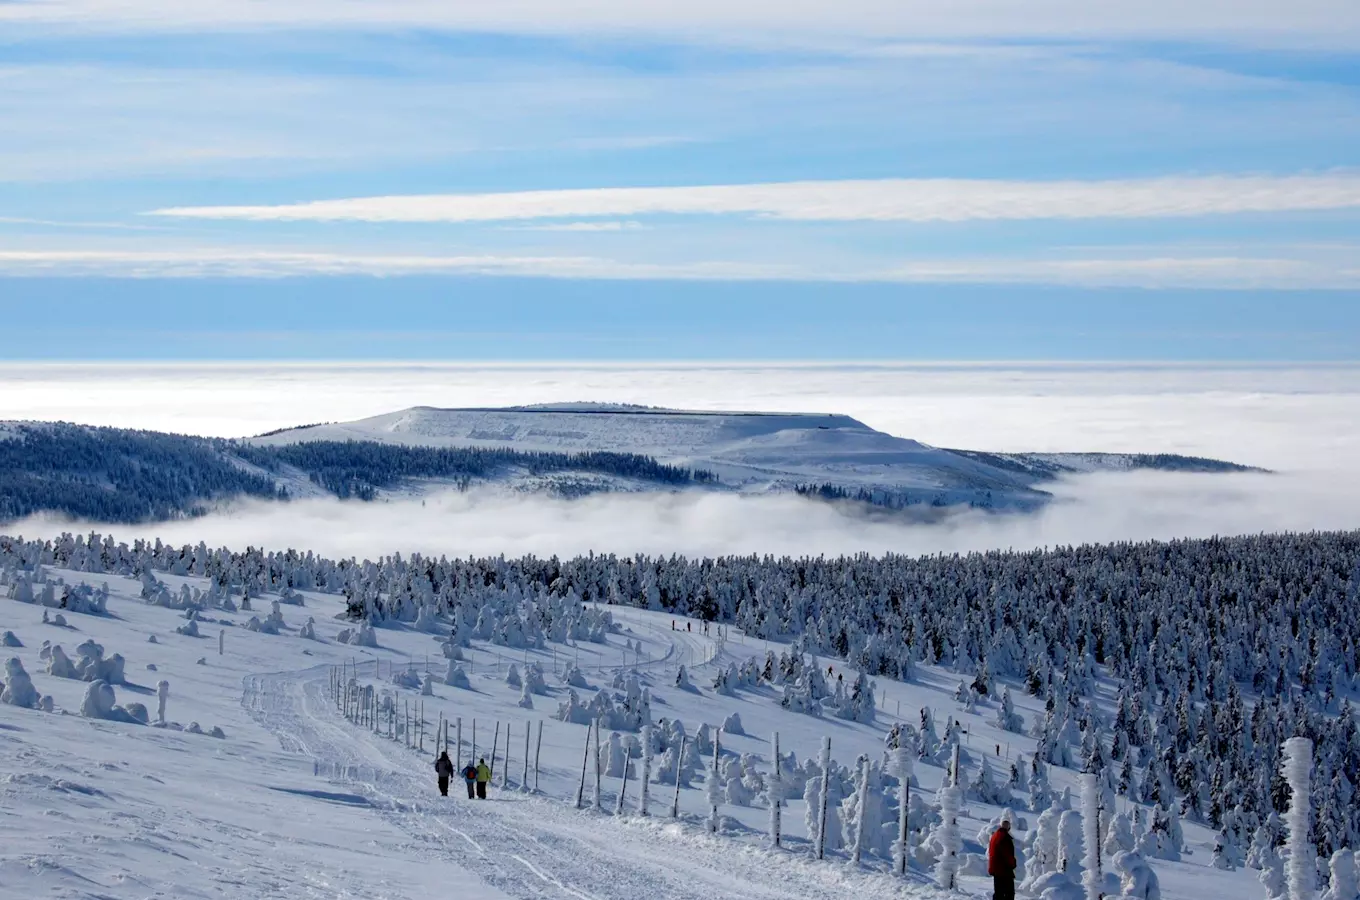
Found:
[475,757,492,799]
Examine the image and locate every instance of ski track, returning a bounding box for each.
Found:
[243,662,925,900]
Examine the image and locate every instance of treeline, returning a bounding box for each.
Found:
[228,440,717,500]
[794,482,997,510]
[0,424,282,522]
[0,423,716,522]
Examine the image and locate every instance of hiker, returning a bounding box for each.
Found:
[988,817,1017,900]
[475,757,492,799]
[686,622,691,632]
[461,761,478,799]
[434,750,454,797]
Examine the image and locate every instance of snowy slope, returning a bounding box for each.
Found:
[1,552,1262,899]
[254,405,1053,506]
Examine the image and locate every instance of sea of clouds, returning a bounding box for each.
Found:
[2,362,1357,560]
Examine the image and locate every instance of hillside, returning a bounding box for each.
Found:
[0,406,1263,524]
[3,529,1355,899]
[254,404,1261,509]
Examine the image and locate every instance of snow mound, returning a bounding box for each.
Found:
[2,657,40,708]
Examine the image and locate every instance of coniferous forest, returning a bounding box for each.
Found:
[0,423,714,521]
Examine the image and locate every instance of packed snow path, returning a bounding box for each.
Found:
[243,663,936,900]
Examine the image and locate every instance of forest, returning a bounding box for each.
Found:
[0,423,715,520]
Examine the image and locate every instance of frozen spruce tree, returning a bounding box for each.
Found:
[1282,737,1316,900]
[1320,850,1357,900]
[933,781,962,889]
[1,657,39,708]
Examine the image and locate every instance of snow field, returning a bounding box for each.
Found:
[0,559,1317,900]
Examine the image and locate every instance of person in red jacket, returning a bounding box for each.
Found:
[988,818,1017,900]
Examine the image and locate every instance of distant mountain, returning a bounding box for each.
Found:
[0,404,1266,524]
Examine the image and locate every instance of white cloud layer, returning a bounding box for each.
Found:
[5,0,1358,47]
[4,363,1357,558]
[2,247,1356,288]
[150,175,1360,224]
[9,470,1358,560]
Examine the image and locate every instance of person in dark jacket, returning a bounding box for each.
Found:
[434,751,454,796]
[461,762,478,799]
[988,818,1017,900]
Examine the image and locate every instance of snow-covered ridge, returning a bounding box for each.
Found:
[0,405,1262,524]
[254,403,1259,509]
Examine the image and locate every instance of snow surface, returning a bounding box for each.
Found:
[1,565,1261,899]
[254,404,1053,505]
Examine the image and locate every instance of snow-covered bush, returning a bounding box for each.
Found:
[79,679,141,723]
[674,664,696,692]
[1112,851,1162,899]
[722,712,745,736]
[1,631,21,647]
[1028,871,1085,900]
[176,612,201,637]
[523,662,548,695]
[518,682,534,710]
[563,663,589,689]
[299,617,317,640]
[46,644,78,679]
[1321,850,1357,900]
[391,668,421,690]
[1,657,39,708]
[506,664,522,689]
[73,639,125,684]
[445,660,470,689]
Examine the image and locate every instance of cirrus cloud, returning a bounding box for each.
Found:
[149,174,1360,225]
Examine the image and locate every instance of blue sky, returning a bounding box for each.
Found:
[1,1,1359,360]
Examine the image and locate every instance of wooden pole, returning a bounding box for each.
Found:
[771,731,781,848]
[522,723,531,790]
[491,722,501,783]
[672,734,686,818]
[616,753,631,816]
[576,721,592,809]
[816,736,832,860]
[534,720,544,792]
[593,719,603,811]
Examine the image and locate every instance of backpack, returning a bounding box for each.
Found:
[462,765,477,780]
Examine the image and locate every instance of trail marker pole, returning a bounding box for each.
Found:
[456,717,463,766]
[576,721,592,809]
[672,734,686,819]
[502,722,511,790]
[491,722,501,784]
[593,720,603,811]
[639,725,652,816]
[708,731,721,834]
[616,753,631,815]
[534,720,544,792]
[895,746,912,877]
[852,756,870,865]
[816,736,832,860]
[770,731,781,848]
[522,724,531,790]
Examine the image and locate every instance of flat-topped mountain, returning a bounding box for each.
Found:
[0,404,1264,523]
